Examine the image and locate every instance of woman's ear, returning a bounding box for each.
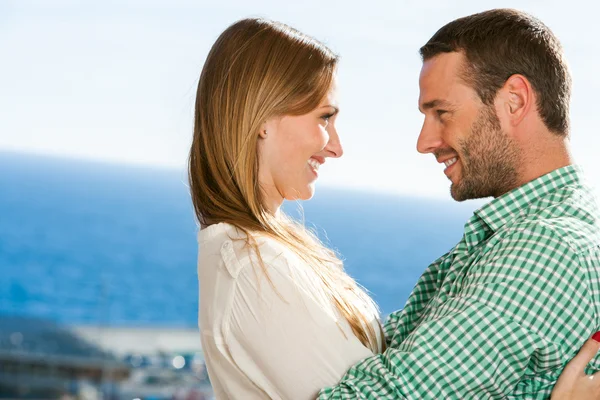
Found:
[259,120,272,139]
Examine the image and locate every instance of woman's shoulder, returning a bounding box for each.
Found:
[198,222,299,279]
[198,223,332,321]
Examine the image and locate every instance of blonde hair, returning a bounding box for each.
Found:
[189,18,382,353]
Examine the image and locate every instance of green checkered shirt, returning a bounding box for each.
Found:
[319,165,600,399]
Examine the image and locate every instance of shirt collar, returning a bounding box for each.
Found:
[462,165,584,249]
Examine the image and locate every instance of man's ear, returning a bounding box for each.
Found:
[497,74,533,127]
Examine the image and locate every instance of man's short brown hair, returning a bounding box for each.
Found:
[420,9,571,136]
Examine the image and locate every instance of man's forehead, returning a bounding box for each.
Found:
[418,52,469,108]
[420,52,465,84]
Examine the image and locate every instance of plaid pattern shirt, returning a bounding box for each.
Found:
[319,165,600,399]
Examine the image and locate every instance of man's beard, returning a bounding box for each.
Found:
[451,105,521,201]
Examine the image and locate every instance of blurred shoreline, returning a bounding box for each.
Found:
[70,325,201,357]
[0,316,211,399]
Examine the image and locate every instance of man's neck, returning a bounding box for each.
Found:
[517,136,573,188]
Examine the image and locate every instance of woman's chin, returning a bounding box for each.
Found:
[302,183,316,200]
[285,184,316,202]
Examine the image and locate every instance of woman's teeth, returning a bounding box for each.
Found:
[308,159,321,171]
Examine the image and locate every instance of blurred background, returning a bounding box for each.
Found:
[1,0,598,399]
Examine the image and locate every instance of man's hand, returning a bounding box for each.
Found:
[552,332,600,399]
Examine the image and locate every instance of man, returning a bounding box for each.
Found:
[319,9,600,399]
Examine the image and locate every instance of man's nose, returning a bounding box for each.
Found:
[417,119,443,154]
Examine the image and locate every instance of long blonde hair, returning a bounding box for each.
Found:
[189,18,381,352]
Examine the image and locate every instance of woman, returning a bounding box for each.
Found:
[189,18,600,399]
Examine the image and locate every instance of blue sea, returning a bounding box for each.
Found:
[0,152,481,327]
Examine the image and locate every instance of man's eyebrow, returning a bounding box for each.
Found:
[419,99,452,113]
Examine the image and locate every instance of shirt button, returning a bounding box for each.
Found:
[222,241,231,250]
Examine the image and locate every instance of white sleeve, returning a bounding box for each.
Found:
[221,239,375,400]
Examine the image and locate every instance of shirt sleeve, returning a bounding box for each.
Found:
[319,223,597,399]
[222,240,377,400]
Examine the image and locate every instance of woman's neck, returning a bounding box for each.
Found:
[262,187,284,216]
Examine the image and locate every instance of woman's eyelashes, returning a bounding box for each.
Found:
[320,111,336,127]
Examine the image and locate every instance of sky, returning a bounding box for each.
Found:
[1,0,599,198]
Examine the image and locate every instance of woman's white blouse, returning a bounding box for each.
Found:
[197,222,382,400]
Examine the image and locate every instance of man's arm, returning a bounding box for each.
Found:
[320,223,597,399]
